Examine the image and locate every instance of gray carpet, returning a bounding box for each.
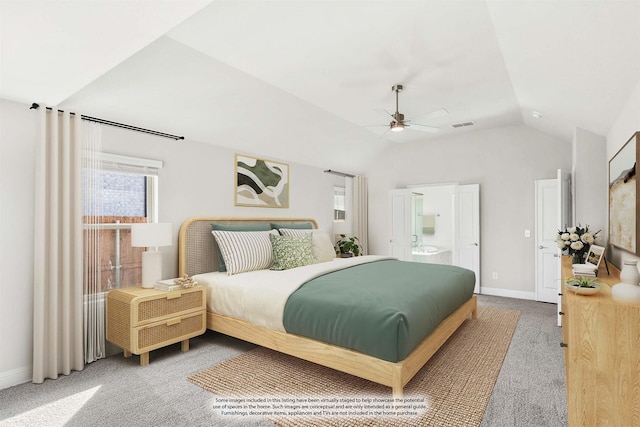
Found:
[0,295,567,426]
[478,296,567,427]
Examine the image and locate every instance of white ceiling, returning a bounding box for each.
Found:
[1,0,639,173]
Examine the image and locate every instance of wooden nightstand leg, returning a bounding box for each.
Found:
[123,350,132,358]
[181,339,190,352]
[140,352,149,366]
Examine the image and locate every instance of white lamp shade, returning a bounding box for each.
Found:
[131,223,172,248]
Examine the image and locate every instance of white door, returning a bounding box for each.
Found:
[557,169,572,325]
[535,178,561,304]
[455,184,480,293]
[389,189,413,261]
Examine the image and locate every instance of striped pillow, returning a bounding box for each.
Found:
[278,228,311,237]
[211,230,277,275]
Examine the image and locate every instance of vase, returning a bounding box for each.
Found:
[571,253,584,265]
[612,260,640,303]
[619,260,640,285]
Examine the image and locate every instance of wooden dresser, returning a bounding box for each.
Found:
[560,256,640,426]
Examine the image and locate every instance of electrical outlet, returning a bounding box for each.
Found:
[524,229,531,238]
[492,272,498,280]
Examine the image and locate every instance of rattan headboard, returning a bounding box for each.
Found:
[178,217,318,276]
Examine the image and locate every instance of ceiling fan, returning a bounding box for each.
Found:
[375,84,448,133]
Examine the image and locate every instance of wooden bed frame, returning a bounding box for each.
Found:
[178,217,478,398]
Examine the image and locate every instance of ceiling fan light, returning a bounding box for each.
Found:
[390,122,404,132]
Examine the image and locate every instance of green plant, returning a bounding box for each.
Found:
[335,234,361,257]
[566,276,600,288]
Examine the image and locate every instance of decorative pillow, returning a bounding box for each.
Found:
[278,228,311,237]
[279,229,336,263]
[270,222,313,233]
[211,229,276,275]
[211,223,271,272]
[311,232,337,263]
[269,233,315,271]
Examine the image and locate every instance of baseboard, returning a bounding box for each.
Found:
[480,287,536,301]
[0,365,32,390]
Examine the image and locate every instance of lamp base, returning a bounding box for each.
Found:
[141,250,162,288]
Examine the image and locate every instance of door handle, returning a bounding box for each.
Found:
[539,245,547,249]
[469,243,478,246]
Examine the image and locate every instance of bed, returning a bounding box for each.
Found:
[178,217,478,398]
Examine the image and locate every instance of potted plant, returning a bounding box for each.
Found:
[566,276,601,295]
[335,234,361,258]
[556,224,600,264]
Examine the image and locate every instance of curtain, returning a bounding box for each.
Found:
[352,175,368,255]
[82,122,106,363]
[33,107,84,383]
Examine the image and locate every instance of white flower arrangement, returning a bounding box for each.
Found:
[557,224,600,262]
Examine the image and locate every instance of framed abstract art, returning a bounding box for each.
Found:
[235,153,289,208]
[609,131,639,255]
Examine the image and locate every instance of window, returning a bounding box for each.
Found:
[83,153,162,292]
[333,186,346,221]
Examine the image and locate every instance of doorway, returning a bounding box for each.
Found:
[389,183,480,293]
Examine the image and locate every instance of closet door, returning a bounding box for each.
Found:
[388,189,413,261]
[455,184,480,293]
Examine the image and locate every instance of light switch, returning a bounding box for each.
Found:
[524,229,531,238]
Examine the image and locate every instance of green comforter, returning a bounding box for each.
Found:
[283,259,475,362]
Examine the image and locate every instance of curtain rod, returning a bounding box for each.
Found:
[29,103,184,141]
[324,169,355,178]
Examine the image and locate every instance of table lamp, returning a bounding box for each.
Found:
[131,222,172,288]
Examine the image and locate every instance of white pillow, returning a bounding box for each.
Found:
[279,229,336,263]
[211,229,277,275]
[311,232,336,263]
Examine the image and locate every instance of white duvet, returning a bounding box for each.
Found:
[193,255,393,331]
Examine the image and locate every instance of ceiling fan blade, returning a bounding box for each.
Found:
[364,124,391,128]
[408,108,449,121]
[374,109,398,122]
[408,123,440,133]
[378,127,391,138]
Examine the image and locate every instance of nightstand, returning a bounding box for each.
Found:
[106,285,206,365]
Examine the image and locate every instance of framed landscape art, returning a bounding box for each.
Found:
[235,153,289,208]
[609,132,640,255]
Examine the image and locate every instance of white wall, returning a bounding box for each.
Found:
[0,99,37,388]
[606,79,640,268]
[98,125,336,280]
[0,98,336,389]
[366,125,572,298]
[573,127,607,235]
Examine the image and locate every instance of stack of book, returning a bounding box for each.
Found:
[572,263,597,277]
[154,279,183,292]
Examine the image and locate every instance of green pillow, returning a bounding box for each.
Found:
[270,222,313,234]
[211,223,271,272]
[269,233,315,271]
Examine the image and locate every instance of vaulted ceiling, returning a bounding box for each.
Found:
[1,1,638,173]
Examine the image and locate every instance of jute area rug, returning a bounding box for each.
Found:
[189,306,520,427]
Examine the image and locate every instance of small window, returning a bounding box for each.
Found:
[83,153,162,292]
[333,186,345,221]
